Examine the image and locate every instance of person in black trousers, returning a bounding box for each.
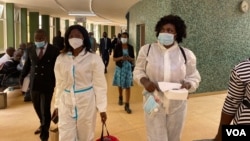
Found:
[20,29,60,141]
[52,30,64,51]
[99,31,112,73]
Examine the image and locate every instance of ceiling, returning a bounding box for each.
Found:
[0,0,141,26]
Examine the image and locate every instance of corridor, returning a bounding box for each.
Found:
[0,55,227,141]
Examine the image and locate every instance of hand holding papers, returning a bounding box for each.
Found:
[158,82,182,91]
[158,82,188,100]
[167,89,189,100]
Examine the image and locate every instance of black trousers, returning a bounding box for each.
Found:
[31,90,53,140]
[102,50,110,68]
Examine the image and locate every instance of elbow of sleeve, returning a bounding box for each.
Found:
[186,80,200,93]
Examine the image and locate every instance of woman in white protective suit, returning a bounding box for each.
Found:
[53,25,107,141]
[133,15,201,141]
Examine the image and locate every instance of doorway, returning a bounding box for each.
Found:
[136,24,145,57]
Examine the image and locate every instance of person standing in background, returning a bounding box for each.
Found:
[111,33,121,51]
[99,31,112,73]
[112,32,134,114]
[111,34,117,52]
[19,42,34,102]
[20,29,60,141]
[53,30,64,51]
[89,32,97,53]
[117,33,121,44]
[53,25,107,141]
[133,15,201,141]
[17,42,31,102]
[17,43,27,72]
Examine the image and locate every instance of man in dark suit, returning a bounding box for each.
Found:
[52,30,64,51]
[99,31,112,73]
[20,29,60,141]
[111,33,121,53]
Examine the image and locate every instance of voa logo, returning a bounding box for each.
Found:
[226,129,246,136]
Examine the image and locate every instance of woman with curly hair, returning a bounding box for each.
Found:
[53,25,107,141]
[133,15,201,141]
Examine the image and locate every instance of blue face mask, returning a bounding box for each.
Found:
[35,41,45,48]
[143,95,159,114]
[158,33,174,46]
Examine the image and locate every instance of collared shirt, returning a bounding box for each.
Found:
[36,42,48,56]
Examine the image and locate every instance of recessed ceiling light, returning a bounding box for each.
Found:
[68,11,96,16]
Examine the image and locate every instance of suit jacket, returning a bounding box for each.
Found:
[99,37,112,55]
[20,44,60,93]
[53,36,64,51]
[111,38,118,49]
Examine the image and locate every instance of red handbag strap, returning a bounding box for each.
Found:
[100,123,110,141]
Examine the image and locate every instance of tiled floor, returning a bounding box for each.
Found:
[0,54,227,141]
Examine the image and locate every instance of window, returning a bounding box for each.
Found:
[0,4,4,52]
[14,8,21,48]
[0,4,3,18]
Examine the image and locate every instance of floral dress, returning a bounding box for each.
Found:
[112,49,133,88]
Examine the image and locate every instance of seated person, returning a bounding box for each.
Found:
[0,47,15,66]
[0,50,23,90]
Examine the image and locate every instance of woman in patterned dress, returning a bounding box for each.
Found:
[112,32,135,114]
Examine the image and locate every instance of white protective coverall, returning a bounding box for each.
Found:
[54,50,107,141]
[133,42,201,141]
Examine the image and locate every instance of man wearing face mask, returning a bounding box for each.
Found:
[99,32,112,73]
[20,29,60,141]
[112,32,135,114]
[133,15,201,141]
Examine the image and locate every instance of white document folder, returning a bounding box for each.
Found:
[157,82,188,100]
[158,82,181,92]
[164,89,188,100]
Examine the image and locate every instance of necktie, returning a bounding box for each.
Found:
[38,48,44,60]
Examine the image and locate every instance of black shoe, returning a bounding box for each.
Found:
[24,91,31,102]
[34,127,41,135]
[124,103,132,114]
[118,96,123,105]
[24,97,31,102]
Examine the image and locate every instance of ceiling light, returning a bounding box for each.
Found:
[68,11,96,16]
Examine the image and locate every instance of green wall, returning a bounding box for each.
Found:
[0,21,4,51]
[65,20,69,31]
[42,15,50,43]
[21,8,27,43]
[111,26,115,37]
[55,17,60,32]
[29,12,39,42]
[129,0,250,93]
[6,3,14,48]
